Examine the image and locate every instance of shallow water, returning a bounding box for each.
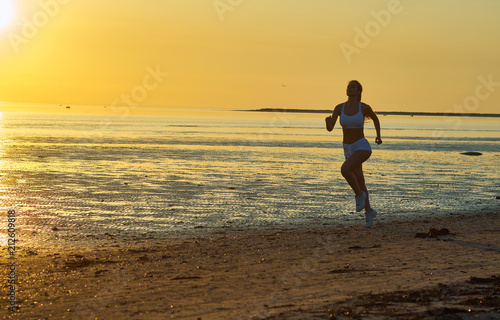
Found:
[0,109,498,246]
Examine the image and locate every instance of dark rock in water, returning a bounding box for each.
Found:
[415,228,453,238]
[468,275,500,285]
[460,152,482,156]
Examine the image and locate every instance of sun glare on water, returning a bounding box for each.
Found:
[0,0,14,30]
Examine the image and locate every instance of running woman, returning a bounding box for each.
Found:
[325,80,382,227]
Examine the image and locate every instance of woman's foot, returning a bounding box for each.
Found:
[355,191,367,212]
[365,209,377,227]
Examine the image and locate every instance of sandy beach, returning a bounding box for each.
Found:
[2,211,499,319]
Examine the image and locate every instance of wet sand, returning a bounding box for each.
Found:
[1,211,499,319]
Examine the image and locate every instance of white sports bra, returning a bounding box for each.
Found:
[339,102,364,129]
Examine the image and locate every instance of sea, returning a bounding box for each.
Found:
[0,107,499,246]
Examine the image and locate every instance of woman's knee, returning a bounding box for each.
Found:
[340,163,351,177]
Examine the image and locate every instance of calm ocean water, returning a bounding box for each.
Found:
[0,108,499,245]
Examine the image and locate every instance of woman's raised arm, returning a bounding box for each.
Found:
[365,105,382,144]
[325,105,341,132]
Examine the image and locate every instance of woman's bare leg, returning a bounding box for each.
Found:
[352,164,371,212]
[340,150,371,196]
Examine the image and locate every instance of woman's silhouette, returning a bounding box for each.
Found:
[325,80,382,227]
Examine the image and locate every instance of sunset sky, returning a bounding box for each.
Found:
[0,0,499,113]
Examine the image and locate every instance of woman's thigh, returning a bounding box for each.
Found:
[342,150,371,172]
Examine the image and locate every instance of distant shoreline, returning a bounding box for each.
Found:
[247,108,500,118]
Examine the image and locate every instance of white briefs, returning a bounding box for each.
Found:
[343,137,372,158]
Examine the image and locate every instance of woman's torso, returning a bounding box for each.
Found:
[339,101,365,144]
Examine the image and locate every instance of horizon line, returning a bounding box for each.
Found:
[0,103,499,117]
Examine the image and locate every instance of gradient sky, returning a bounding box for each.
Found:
[0,0,499,113]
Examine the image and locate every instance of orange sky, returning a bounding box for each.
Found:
[1,0,499,113]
